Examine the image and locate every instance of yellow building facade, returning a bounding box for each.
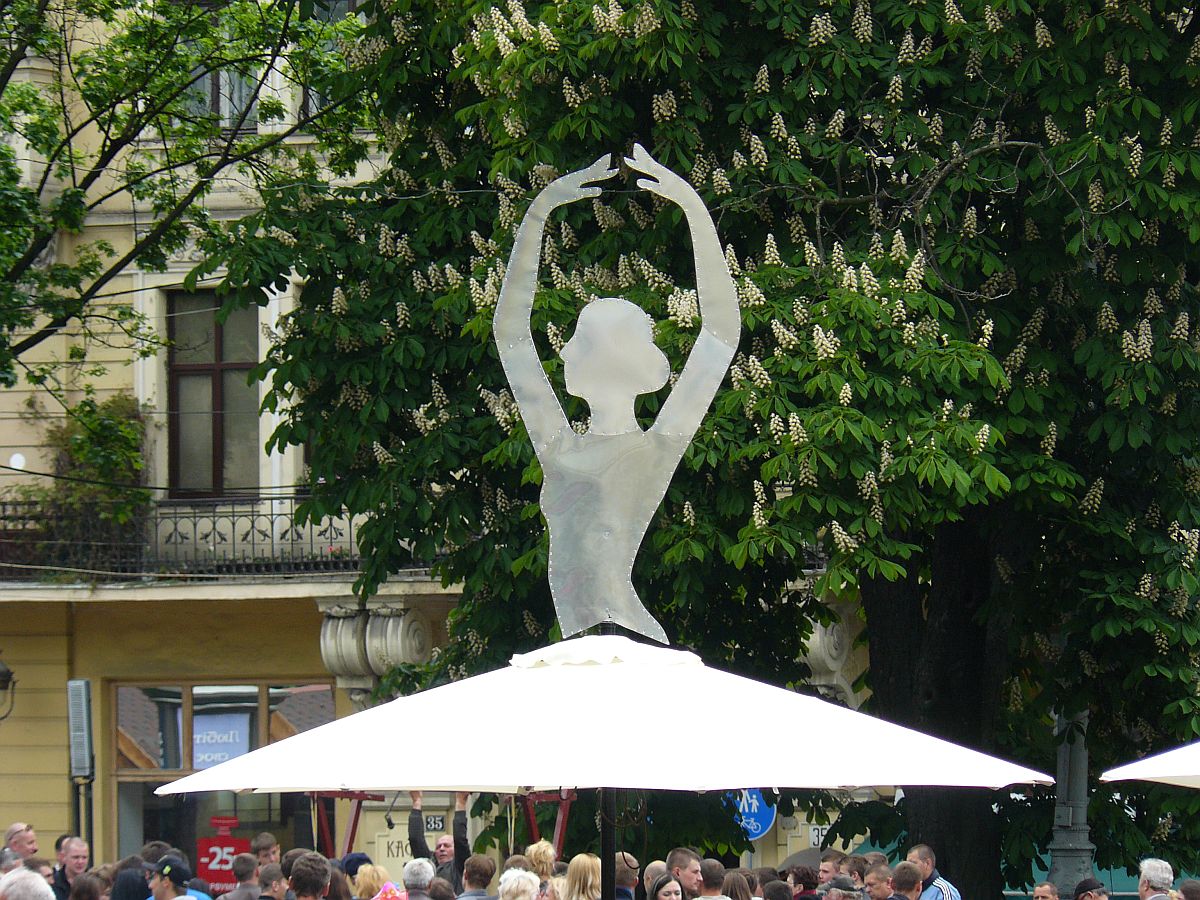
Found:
[0,13,472,867]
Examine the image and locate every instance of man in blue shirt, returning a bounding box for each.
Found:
[615,853,640,900]
[904,846,960,900]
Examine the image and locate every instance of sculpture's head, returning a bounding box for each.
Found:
[561,297,670,405]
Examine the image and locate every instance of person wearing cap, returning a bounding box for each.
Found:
[339,857,370,885]
[149,858,192,900]
[1073,877,1107,900]
[4,827,38,862]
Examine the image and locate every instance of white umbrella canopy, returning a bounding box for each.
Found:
[1101,739,1200,788]
[157,635,1051,796]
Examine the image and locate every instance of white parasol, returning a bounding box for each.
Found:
[158,634,1051,796]
[1101,739,1200,788]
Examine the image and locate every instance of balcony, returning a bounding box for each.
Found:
[0,495,366,582]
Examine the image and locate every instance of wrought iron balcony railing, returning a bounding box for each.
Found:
[0,495,362,583]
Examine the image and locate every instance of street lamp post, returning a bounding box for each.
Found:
[1047,712,1094,896]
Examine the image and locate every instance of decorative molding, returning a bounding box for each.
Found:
[364,607,432,676]
[801,602,862,709]
[317,597,442,706]
[319,610,371,679]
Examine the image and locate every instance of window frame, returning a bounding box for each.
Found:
[113,679,335,776]
[166,292,259,499]
[298,0,361,122]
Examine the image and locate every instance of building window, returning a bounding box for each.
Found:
[115,682,334,866]
[185,55,259,130]
[300,0,360,120]
[167,293,260,497]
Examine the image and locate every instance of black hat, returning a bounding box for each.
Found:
[342,853,372,879]
[1074,879,1105,900]
[145,856,193,888]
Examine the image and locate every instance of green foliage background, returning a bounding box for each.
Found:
[203,0,1200,892]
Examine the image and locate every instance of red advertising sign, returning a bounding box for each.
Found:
[196,835,251,896]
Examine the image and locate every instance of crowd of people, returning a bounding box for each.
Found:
[0,816,1192,900]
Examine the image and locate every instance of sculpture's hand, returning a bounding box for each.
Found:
[625,142,702,208]
[535,153,619,209]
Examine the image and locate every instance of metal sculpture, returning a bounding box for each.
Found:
[494,144,740,643]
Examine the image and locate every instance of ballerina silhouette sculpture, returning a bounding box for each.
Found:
[494,144,740,644]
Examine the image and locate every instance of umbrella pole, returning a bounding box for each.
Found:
[601,785,615,900]
[599,622,618,900]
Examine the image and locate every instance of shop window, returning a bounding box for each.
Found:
[114,681,334,863]
[192,685,261,769]
[167,293,260,497]
[117,686,184,769]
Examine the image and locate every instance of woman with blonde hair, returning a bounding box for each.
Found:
[525,841,556,884]
[354,865,390,900]
[561,855,600,900]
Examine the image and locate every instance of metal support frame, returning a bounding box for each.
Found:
[517,790,578,857]
[310,791,385,858]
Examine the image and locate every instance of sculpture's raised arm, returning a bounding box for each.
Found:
[493,154,619,456]
[624,144,740,438]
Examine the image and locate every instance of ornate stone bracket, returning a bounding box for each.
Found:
[318,599,434,711]
[800,597,862,709]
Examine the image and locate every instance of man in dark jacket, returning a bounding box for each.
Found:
[50,839,88,900]
[224,855,261,900]
[409,792,469,894]
[457,855,497,900]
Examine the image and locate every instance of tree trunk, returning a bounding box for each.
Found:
[862,514,1011,899]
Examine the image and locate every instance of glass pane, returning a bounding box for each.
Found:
[222,371,260,494]
[177,375,214,492]
[117,686,184,769]
[182,71,211,120]
[222,305,258,363]
[191,685,260,770]
[219,70,258,128]
[117,781,198,859]
[117,782,316,878]
[173,294,216,364]
[268,684,334,742]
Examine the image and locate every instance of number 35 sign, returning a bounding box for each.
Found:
[197,816,250,894]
